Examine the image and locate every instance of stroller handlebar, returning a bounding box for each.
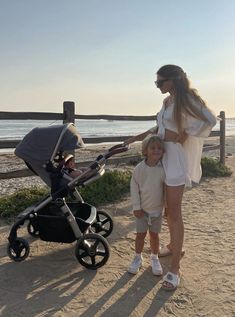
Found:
[94,143,129,163]
[67,143,129,187]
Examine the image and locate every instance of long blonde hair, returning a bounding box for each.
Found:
[157,64,210,134]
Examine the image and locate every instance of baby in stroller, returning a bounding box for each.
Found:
[62,153,90,179]
[7,123,128,270]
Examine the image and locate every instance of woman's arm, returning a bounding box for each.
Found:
[164,129,188,144]
[186,95,217,137]
[123,131,149,146]
[123,126,158,146]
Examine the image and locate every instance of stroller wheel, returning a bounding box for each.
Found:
[75,233,110,269]
[7,238,30,262]
[90,210,113,238]
[27,221,39,237]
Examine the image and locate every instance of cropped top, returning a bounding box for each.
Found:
[148,95,217,186]
[156,95,217,139]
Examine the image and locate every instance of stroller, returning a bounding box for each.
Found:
[7,123,128,269]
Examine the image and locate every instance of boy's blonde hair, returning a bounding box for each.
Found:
[142,134,164,157]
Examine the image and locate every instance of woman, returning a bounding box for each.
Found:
[124,64,217,290]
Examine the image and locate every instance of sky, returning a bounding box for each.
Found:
[0,0,235,117]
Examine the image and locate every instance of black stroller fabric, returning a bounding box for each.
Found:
[32,202,93,243]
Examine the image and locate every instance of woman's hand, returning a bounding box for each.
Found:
[177,131,188,144]
[133,209,145,218]
[164,129,188,144]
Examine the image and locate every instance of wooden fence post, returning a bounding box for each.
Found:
[219,111,225,164]
[63,101,75,124]
[63,101,75,157]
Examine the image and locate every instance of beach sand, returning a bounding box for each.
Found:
[0,137,234,316]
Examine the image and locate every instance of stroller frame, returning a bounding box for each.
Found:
[8,123,128,269]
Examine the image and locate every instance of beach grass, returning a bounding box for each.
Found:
[0,170,132,219]
[201,157,232,177]
[0,158,232,220]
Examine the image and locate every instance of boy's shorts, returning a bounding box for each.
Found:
[135,213,162,233]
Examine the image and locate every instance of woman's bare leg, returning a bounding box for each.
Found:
[164,207,173,251]
[165,185,184,274]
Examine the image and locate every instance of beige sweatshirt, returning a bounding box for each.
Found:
[130,160,165,217]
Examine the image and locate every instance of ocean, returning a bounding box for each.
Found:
[0,118,235,141]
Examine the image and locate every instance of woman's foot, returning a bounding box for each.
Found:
[159,245,185,257]
[161,272,180,291]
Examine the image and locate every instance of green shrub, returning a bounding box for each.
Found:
[201,157,232,177]
[0,160,231,220]
[0,187,49,219]
[79,169,131,205]
[0,170,132,219]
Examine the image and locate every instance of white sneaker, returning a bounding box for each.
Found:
[151,256,163,276]
[128,255,143,274]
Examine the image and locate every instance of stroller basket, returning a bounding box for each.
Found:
[31,202,96,243]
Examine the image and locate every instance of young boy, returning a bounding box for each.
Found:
[128,135,165,275]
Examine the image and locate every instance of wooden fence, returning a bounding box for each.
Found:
[0,101,225,179]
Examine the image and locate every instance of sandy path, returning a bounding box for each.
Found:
[0,155,234,316]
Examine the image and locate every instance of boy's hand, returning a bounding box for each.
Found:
[133,209,145,218]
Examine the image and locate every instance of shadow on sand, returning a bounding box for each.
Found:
[0,242,97,316]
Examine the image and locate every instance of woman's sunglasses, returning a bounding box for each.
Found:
[155,79,169,88]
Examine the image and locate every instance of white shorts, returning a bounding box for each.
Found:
[162,142,189,186]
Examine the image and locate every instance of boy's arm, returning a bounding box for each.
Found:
[130,173,141,211]
[130,171,144,218]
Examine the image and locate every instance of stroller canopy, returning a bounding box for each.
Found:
[15,123,84,164]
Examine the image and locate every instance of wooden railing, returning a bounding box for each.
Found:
[0,101,226,179]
